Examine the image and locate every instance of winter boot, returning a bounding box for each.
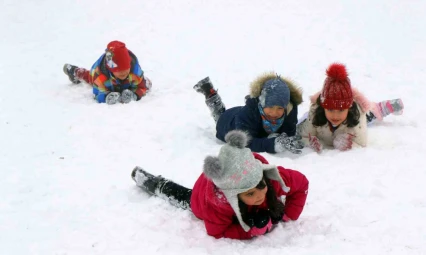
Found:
[63,64,81,84]
[370,98,404,121]
[131,166,165,195]
[193,76,218,99]
[206,94,226,122]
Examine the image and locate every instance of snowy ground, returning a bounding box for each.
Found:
[1,0,426,254]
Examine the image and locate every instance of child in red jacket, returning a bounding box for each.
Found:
[132,130,309,240]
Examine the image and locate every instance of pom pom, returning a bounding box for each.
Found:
[224,130,249,148]
[326,63,348,81]
[203,156,223,180]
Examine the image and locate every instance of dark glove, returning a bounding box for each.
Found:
[270,210,285,224]
[248,210,273,237]
[253,210,271,228]
[274,133,304,154]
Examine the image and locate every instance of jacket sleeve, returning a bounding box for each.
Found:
[92,74,110,103]
[234,107,276,153]
[128,56,151,100]
[276,167,309,220]
[297,106,317,146]
[132,76,149,100]
[203,207,253,240]
[350,110,368,148]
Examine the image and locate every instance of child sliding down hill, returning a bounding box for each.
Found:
[63,40,152,104]
[297,63,404,152]
[132,130,309,240]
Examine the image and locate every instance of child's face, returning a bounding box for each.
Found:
[324,108,349,126]
[263,106,285,121]
[238,184,268,206]
[112,69,131,80]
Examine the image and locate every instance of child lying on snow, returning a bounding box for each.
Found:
[132,130,309,240]
[193,73,305,154]
[297,63,404,152]
[63,40,152,104]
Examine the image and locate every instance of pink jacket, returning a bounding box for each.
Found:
[190,153,309,239]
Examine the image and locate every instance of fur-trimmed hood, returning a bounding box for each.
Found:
[310,87,372,113]
[249,72,303,106]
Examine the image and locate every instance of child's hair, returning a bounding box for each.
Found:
[238,174,285,226]
[312,97,360,127]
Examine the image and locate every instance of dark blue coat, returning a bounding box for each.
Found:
[216,97,298,153]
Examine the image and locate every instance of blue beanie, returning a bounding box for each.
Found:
[259,78,290,108]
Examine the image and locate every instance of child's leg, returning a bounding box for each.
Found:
[132,167,192,210]
[368,98,404,122]
[206,94,226,123]
[63,64,90,84]
[193,77,226,123]
[75,68,90,84]
[157,180,192,210]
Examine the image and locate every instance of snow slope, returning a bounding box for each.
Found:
[1,0,425,254]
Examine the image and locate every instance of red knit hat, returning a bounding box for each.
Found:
[105,41,131,72]
[320,63,353,109]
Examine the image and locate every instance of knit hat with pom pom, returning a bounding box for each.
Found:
[105,40,131,72]
[320,63,353,109]
[203,130,289,232]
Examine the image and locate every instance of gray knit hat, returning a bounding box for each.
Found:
[203,130,290,232]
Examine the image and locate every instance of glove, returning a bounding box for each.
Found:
[309,134,323,153]
[105,92,121,105]
[274,133,304,154]
[248,210,273,237]
[333,133,354,151]
[121,89,137,104]
[270,210,284,224]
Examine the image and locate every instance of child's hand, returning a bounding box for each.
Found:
[249,210,272,237]
[309,134,323,153]
[121,89,137,104]
[106,92,121,105]
[333,133,354,151]
[274,133,304,154]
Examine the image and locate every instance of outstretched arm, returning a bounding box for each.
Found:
[276,167,309,220]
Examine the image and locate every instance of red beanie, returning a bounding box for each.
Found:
[105,41,131,72]
[320,63,353,109]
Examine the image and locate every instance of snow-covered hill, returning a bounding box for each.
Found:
[1,0,425,254]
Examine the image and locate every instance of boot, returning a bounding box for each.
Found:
[63,64,81,84]
[131,166,165,195]
[206,94,226,122]
[193,76,217,99]
[370,98,404,121]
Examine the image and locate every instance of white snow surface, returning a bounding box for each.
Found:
[1,0,426,254]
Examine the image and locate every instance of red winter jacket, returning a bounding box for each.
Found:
[190,153,309,240]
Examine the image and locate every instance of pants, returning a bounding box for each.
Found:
[155,179,192,210]
[75,68,91,84]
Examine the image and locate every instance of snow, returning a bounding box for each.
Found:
[1,0,426,254]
